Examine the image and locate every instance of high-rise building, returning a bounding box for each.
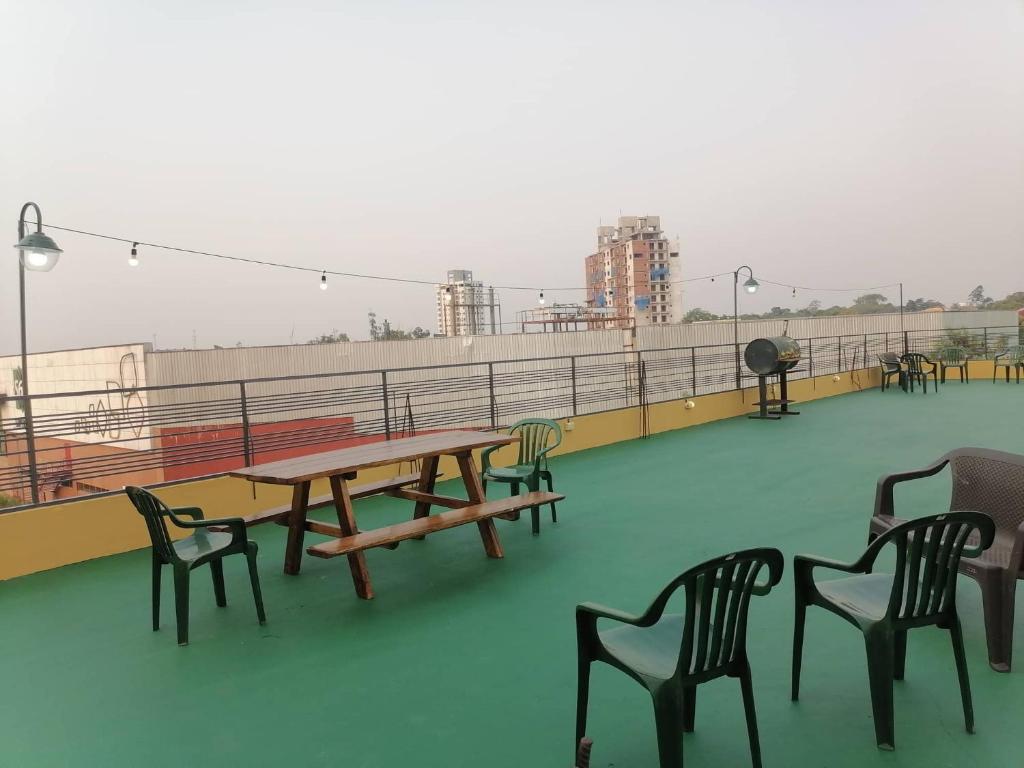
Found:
[585,216,680,328]
[435,270,500,336]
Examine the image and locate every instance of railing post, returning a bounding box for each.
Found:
[569,356,578,417]
[808,340,815,379]
[837,336,842,373]
[903,330,909,357]
[690,346,697,398]
[488,362,497,429]
[381,371,391,440]
[239,381,253,466]
[734,343,742,391]
[863,334,868,370]
[984,327,989,358]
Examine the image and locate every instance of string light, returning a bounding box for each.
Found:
[538,290,545,306]
[40,221,900,298]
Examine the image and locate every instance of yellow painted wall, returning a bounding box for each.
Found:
[0,368,882,581]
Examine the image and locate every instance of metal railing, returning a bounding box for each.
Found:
[1,325,1019,505]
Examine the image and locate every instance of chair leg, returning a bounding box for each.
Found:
[894,631,907,680]
[544,472,557,522]
[864,630,896,750]
[739,663,764,768]
[949,617,975,733]
[575,658,591,756]
[509,481,521,521]
[791,596,806,701]
[652,685,684,768]
[151,553,162,631]
[246,544,267,625]
[527,476,541,535]
[978,573,1015,672]
[210,559,227,607]
[683,685,696,732]
[173,564,191,646]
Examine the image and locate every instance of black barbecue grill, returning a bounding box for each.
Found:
[744,335,802,420]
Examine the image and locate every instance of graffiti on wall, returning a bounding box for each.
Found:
[71,353,147,441]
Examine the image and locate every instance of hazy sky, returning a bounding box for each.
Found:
[3,1,1022,352]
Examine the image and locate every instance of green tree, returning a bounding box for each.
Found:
[904,298,944,312]
[307,329,351,344]
[369,311,432,341]
[846,293,896,315]
[683,307,719,322]
[968,285,993,308]
[988,292,1024,310]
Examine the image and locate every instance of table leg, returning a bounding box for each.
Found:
[411,454,440,540]
[456,452,503,559]
[330,474,374,600]
[283,482,311,575]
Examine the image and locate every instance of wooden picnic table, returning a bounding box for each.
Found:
[229,430,562,599]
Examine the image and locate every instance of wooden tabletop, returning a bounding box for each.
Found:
[229,430,517,485]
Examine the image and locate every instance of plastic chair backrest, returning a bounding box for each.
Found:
[947,449,1024,541]
[870,512,994,622]
[941,347,966,364]
[878,353,901,371]
[510,418,562,465]
[901,353,929,375]
[124,486,177,562]
[647,548,784,679]
[1009,345,1024,363]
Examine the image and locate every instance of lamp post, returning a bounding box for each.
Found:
[733,265,759,389]
[13,202,63,505]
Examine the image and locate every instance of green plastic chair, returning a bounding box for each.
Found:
[481,418,562,535]
[792,511,995,751]
[125,486,266,645]
[576,548,784,768]
[993,344,1024,383]
[939,346,970,383]
[900,352,939,394]
[877,353,906,392]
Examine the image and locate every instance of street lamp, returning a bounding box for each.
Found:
[12,202,62,504]
[733,265,758,389]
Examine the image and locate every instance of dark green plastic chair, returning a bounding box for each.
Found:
[939,346,970,383]
[125,486,266,645]
[576,548,784,768]
[993,345,1024,383]
[877,353,905,392]
[792,512,995,751]
[481,418,562,535]
[900,352,939,394]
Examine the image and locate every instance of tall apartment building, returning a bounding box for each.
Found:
[584,215,680,329]
[435,269,499,336]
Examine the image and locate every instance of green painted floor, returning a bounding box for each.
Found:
[3,382,1023,767]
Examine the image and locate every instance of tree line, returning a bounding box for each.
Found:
[684,286,1024,323]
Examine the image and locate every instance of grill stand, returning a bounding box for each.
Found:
[750,371,801,420]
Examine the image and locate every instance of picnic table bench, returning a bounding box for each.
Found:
[229,431,564,599]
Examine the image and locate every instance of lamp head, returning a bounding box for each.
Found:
[15,231,62,272]
[743,276,759,294]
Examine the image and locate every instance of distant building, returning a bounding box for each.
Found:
[434,269,499,336]
[585,216,680,329]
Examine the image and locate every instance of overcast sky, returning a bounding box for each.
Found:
[2,0,1022,352]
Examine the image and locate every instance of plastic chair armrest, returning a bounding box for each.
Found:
[170,506,205,520]
[480,444,500,472]
[873,457,949,517]
[1009,520,1024,575]
[177,516,247,541]
[576,602,649,627]
[793,553,869,575]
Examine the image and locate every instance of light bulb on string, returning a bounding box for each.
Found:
[538,290,545,306]
[128,242,139,267]
[792,287,797,299]
[320,271,328,291]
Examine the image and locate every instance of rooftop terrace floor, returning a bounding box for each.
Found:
[4,381,1023,767]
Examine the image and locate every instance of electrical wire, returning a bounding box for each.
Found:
[36,221,900,298]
